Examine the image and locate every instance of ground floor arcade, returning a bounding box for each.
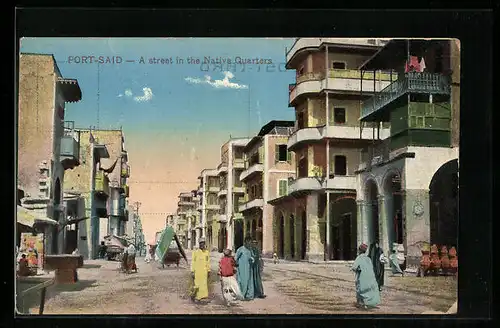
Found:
[269,191,358,262]
[356,147,459,270]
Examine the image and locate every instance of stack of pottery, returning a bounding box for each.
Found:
[419,243,431,276]
[448,246,458,275]
[430,244,442,274]
[440,246,450,273]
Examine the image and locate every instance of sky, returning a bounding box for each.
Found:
[20,37,296,243]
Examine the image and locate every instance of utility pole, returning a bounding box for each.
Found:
[133,201,141,249]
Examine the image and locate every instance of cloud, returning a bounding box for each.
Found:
[118,88,134,98]
[184,71,248,90]
[134,87,154,102]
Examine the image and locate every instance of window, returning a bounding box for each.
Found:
[332,61,346,69]
[333,108,346,124]
[334,155,347,176]
[278,180,288,197]
[275,144,291,162]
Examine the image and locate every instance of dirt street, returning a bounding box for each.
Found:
[25,252,457,315]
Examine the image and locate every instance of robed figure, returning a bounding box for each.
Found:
[250,239,266,298]
[190,238,211,302]
[235,236,255,300]
[368,242,386,291]
[351,243,381,309]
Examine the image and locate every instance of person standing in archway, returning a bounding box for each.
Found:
[368,242,387,291]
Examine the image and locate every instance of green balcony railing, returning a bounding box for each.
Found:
[361,72,451,120]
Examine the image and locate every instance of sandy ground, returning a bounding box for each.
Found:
[20,251,457,315]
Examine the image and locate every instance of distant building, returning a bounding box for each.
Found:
[197,169,219,251]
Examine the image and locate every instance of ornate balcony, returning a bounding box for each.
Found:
[240,163,264,182]
[287,126,323,151]
[94,170,109,197]
[239,198,264,212]
[361,72,451,121]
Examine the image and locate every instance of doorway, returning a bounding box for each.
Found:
[289,215,295,259]
[341,213,353,260]
[300,211,307,260]
[278,215,284,258]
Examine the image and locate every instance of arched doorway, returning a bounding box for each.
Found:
[52,178,61,254]
[300,211,307,260]
[234,219,244,249]
[218,223,227,252]
[289,214,295,259]
[365,179,379,245]
[383,171,404,249]
[278,214,285,258]
[257,216,263,251]
[429,159,459,248]
[330,196,357,260]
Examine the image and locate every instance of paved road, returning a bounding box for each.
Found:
[28,252,457,315]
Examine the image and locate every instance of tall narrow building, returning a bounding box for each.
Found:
[271,38,393,261]
[216,138,250,252]
[355,39,460,271]
[198,169,219,251]
[241,120,295,257]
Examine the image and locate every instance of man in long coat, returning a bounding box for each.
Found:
[235,236,255,300]
[251,239,266,298]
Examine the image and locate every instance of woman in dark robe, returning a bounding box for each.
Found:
[368,242,386,291]
[251,239,266,298]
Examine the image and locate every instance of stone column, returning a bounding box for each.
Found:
[283,213,292,260]
[378,195,390,252]
[404,189,430,272]
[306,194,324,262]
[195,228,201,247]
[357,200,370,245]
[262,204,273,258]
[294,215,301,261]
[187,216,192,250]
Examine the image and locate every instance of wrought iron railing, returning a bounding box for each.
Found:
[361,72,451,119]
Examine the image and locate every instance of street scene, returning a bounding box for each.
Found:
[16,37,459,315]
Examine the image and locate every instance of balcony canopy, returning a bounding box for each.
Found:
[358,39,449,71]
[57,78,82,103]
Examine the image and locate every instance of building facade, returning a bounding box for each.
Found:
[270,38,394,261]
[239,121,295,257]
[216,138,250,252]
[355,39,460,271]
[63,128,131,259]
[18,53,82,256]
[197,169,219,251]
[177,191,198,249]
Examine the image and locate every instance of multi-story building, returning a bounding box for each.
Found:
[64,128,130,259]
[240,120,295,257]
[18,53,83,256]
[216,138,250,252]
[177,191,198,249]
[355,39,460,271]
[270,38,394,262]
[197,169,219,251]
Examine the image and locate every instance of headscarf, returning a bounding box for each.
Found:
[358,243,368,253]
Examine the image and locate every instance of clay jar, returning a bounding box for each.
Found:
[420,243,431,272]
[440,246,450,272]
[430,244,441,271]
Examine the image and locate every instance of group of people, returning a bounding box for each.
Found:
[189,235,266,306]
[351,241,405,309]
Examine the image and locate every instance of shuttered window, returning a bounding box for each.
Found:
[278,180,288,197]
[275,144,288,162]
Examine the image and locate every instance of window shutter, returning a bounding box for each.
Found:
[259,146,264,163]
[287,150,292,163]
[274,145,280,163]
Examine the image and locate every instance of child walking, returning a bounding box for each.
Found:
[218,249,243,306]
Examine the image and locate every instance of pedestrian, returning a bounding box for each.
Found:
[351,243,381,309]
[99,241,107,259]
[122,247,129,273]
[251,239,266,299]
[389,248,404,276]
[235,235,256,301]
[127,243,137,273]
[145,244,152,263]
[219,249,243,306]
[190,238,211,304]
[368,241,387,291]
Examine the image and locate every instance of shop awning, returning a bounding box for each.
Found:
[17,206,58,228]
